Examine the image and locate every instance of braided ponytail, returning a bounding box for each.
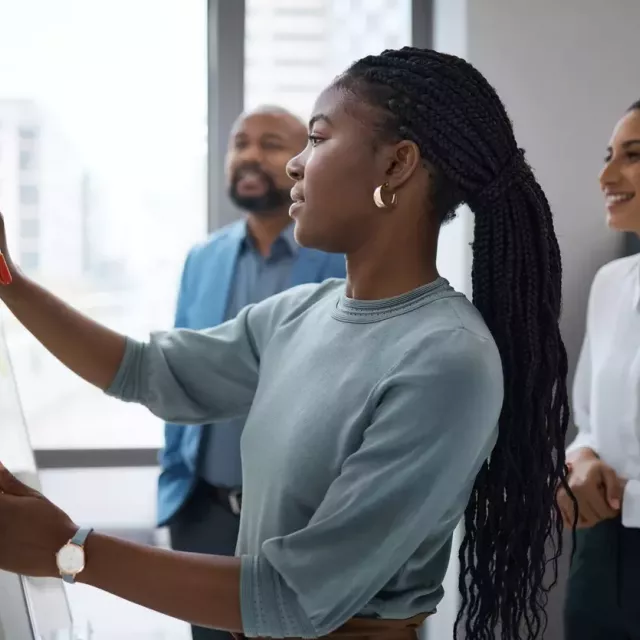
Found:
[337,48,570,639]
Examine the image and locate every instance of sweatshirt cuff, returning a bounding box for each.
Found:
[104,337,143,402]
[240,554,318,638]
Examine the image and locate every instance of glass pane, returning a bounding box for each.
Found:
[0,319,74,640]
[245,0,412,120]
[0,0,208,449]
[40,467,189,638]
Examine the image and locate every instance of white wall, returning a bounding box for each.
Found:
[424,5,473,636]
[433,0,472,300]
[430,1,639,637]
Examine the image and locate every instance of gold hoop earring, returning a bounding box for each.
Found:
[373,182,398,209]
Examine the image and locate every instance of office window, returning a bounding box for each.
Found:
[19,149,34,171]
[274,7,325,18]
[19,217,40,239]
[19,127,38,140]
[19,250,39,272]
[0,0,207,451]
[272,58,324,68]
[19,184,39,205]
[245,0,412,120]
[271,32,325,42]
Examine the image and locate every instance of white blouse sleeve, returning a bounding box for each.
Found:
[622,480,640,527]
[566,331,598,457]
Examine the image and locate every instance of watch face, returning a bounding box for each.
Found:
[56,544,85,575]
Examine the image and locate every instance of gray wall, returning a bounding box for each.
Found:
[467,0,634,379]
[460,1,638,636]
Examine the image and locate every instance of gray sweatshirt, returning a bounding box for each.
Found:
[107,277,503,638]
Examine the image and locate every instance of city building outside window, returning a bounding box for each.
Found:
[0,0,207,452]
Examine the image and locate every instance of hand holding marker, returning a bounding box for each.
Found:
[0,252,12,285]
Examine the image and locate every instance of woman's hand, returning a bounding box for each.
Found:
[0,463,244,632]
[0,211,12,263]
[557,449,623,529]
[0,211,18,287]
[0,463,78,578]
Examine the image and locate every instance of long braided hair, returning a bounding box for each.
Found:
[336,48,570,639]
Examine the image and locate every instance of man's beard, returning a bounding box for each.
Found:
[228,164,292,215]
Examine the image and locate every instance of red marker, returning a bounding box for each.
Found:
[0,252,12,286]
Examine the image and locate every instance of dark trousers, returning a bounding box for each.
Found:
[169,481,241,640]
[564,518,640,639]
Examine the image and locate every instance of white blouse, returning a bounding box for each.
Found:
[567,254,640,527]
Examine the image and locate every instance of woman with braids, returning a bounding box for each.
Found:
[0,47,569,640]
[557,101,640,640]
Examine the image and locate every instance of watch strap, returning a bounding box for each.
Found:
[70,526,93,547]
[61,527,93,584]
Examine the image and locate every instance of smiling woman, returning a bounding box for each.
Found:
[558,101,640,639]
[0,47,569,640]
[600,101,640,230]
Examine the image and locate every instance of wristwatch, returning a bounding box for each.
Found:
[56,527,93,584]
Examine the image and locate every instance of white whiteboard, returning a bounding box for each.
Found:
[0,315,74,639]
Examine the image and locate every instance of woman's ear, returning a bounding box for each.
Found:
[383,140,422,190]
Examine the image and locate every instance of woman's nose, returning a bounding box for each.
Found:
[286,153,305,181]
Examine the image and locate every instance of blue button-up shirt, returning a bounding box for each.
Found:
[198,222,298,488]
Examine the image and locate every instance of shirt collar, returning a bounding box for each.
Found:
[280,222,299,256]
[241,220,299,258]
